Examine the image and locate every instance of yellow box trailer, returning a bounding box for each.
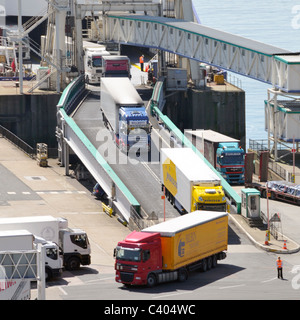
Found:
[149,211,228,271]
[114,211,228,287]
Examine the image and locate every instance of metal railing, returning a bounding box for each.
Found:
[249,139,269,152]
[0,125,35,158]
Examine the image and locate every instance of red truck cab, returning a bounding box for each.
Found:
[114,231,162,286]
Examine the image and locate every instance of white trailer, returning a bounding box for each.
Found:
[0,230,34,300]
[101,77,151,152]
[160,148,226,213]
[0,216,91,271]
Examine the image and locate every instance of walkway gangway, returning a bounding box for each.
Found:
[103,13,300,93]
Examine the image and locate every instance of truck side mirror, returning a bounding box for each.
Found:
[113,248,116,257]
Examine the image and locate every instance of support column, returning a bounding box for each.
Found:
[74,3,84,74]
[64,141,70,176]
[18,0,23,94]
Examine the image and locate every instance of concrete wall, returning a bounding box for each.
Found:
[163,84,246,150]
[0,93,60,149]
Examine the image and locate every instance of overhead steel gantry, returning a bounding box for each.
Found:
[103,14,300,93]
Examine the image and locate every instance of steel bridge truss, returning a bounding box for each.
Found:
[103,14,300,93]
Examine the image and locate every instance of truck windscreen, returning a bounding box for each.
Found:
[221,153,244,164]
[116,247,141,262]
[92,57,103,67]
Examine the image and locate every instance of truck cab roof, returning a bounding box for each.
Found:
[122,231,160,244]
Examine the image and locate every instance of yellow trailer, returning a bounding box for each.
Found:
[145,211,228,271]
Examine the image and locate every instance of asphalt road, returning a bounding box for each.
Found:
[45,218,300,301]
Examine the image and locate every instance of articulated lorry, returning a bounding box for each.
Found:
[160,148,226,213]
[101,77,151,153]
[114,211,228,287]
[0,216,91,271]
[185,129,245,184]
[83,40,110,84]
[0,230,34,300]
[102,55,131,78]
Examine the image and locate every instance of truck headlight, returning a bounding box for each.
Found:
[198,196,203,201]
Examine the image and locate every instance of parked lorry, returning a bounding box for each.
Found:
[251,180,300,206]
[160,148,226,213]
[0,220,62,281]
[83,40,110,84]
[0,230,34,300]
[102,55,131,78]
[0,216,91,271]
[101,77,151,153]
[114,211,228,287]
[185,129,245,184]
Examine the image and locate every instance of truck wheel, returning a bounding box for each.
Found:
[147,273,157,288]
[212,255,218,268]
[200,258,207,272]
[45,267,52,281]
[66,256,80,271]
[178,268,188,282]
[207,256,212,270]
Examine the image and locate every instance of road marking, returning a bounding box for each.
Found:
[58,286,68,296]
[219,284,245,290]
[141,161,160,184]
[261,277,277,283]
[86,277,115,284]
[153,290,192,299]
[7,192,16,195]
[152,128,171,148]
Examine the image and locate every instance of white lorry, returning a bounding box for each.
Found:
[0,230,34,300]
[83,40,110,84]
[0,224,61,281]
[101,77,151,153]
[0,216,91,271]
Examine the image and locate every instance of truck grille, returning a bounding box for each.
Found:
[227,167,242,173]
[120,272,134,282]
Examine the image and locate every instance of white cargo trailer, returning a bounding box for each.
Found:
[101,77,151,152]
[0,216,91,271]
[0,230,34,300]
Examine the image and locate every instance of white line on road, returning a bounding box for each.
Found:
[153,290,192,299]
[219,284,245,290]
[141,161,160,184]
[58,286,68,296]
[261,277,277,283]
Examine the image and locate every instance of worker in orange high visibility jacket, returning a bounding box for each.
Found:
[276,257,283,279]
[139,55,144,72]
